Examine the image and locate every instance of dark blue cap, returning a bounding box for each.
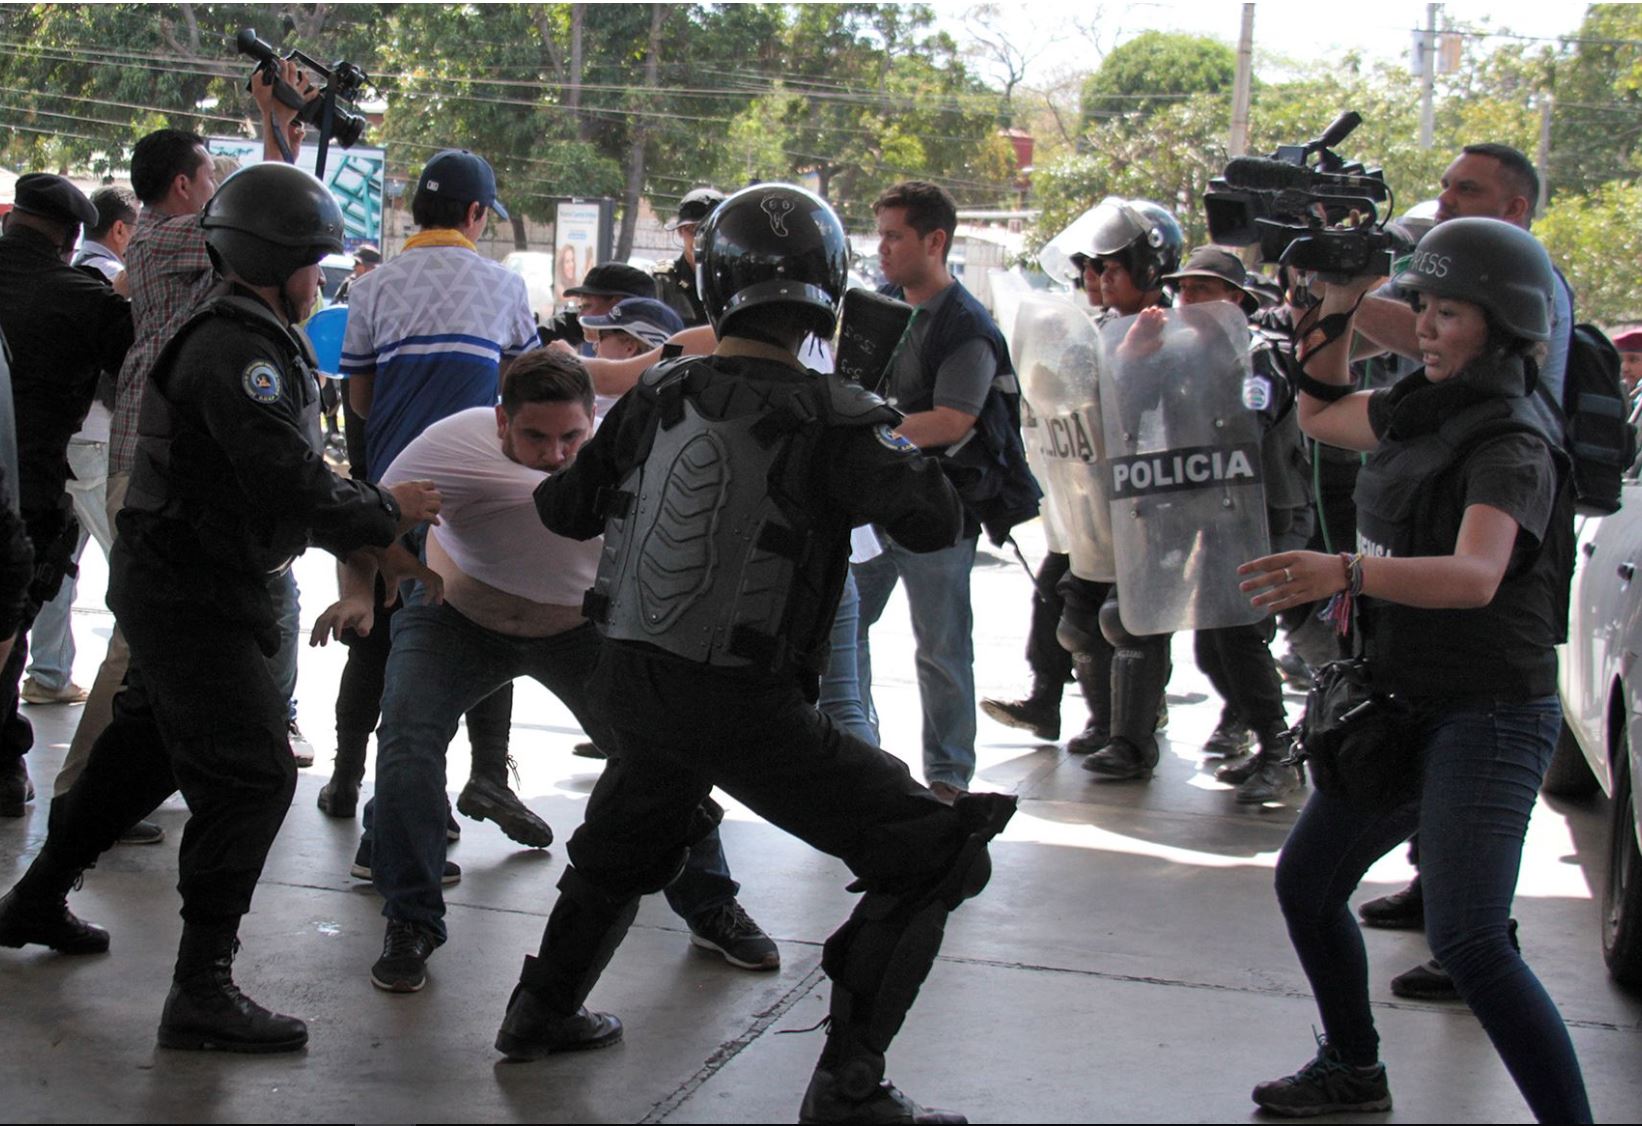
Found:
[416,149,508,220]
[579,297,685,347]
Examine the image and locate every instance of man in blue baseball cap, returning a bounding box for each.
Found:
[330,146,543,855]
[579,296,685,358]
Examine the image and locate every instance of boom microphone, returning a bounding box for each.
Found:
[1221,157,1314,192]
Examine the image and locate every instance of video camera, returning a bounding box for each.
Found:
[1203,112,1396,282]
[236,27,369,170]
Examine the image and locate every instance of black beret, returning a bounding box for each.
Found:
[12,173,98,228]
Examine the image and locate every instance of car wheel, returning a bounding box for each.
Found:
[1542,721,1599,798]
[1604,742,1642,989]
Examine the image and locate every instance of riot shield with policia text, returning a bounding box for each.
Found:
[1011,292,1114,582]
[1098,301,1268,634]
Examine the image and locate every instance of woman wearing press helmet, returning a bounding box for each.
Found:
[1237,217,1590,1121]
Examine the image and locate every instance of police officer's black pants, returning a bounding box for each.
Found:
[518,644,985,1035]
[1024,551,1072,699]
[1056,573,1113,727]
[1194,618,1285,739]
[41,592,293,926]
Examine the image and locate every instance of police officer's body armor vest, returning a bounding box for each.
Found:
[125,289,325,575]
[584,356,897,675]
[1250,325,1310,515]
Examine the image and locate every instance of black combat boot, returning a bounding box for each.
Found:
[157,923,308,1053]
[458,752,553,848]
[0,849,108,954]
[979,687,1061,742]
[0,755,33,817]
[317,736,367,818]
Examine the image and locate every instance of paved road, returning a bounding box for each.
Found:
[3,523,1637,1122]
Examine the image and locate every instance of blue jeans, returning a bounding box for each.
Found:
[853,533,978,790]
[1275,695,1591,1122]
[25,441,113,691]
[368,602,738,942]
[818,570,877,746]
[267,569,300,722]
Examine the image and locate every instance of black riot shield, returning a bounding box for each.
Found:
[1012,292,1113,582]
[1097,302,1269,634]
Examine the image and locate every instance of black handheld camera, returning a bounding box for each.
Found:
[237,27,369,175]
[1203,112,1396,282]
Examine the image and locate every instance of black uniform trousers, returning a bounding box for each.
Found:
[42,548,294,925]
[1025,551,1072,696]
[526,642,972,1009]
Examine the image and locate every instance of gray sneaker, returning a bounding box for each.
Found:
[1235,756,1303,803]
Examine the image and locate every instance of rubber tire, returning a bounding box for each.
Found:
[1543,721,1600,798]
[1603,739,1642,990]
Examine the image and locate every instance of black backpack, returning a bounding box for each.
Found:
[1540,318,1636,516]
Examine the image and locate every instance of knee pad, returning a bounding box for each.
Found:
[1057,606,1101,657]
[566,841,688,900]
[1098,593,1137,649]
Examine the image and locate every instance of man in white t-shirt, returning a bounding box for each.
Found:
[313,349,777,994]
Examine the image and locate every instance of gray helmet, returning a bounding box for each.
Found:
[1085,197,1183,291]
[1395,217,1554,341]
[698,183,848,339]
[201,163,345,288]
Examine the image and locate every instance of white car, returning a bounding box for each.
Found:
[1552,474,1642,988]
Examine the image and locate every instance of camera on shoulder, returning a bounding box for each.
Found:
[1203,111,1396,283]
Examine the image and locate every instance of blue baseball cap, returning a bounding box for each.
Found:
[579,297,685,348]
[416,149,508,220]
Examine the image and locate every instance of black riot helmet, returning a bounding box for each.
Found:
[201,163,345,288]
[1085,197,1183,292]
[1394,217,1554,341]
[697,183,849,340]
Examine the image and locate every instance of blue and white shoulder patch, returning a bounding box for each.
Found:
[242,360,283,404]
[1241,374,1272,412]
[873,424,917,453]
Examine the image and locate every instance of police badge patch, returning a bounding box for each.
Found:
[1241,374,1272,412]
[873,424,916,453]
[242,361,282,404]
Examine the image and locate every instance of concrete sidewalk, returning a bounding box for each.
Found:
[3,531,1638,1122]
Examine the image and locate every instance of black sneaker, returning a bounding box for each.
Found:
[1235,757,1303,804]
[1358,879,1424,930]
[370,919,440,993]
[571,741,607,760]
[689,900,779,970]
[0,756,33,817]
[1203,717,1254,758]
[979,696,1060,742]
[1252,1038,1391,1117]
[349,837,461,886]
[1388,959,1457,1001]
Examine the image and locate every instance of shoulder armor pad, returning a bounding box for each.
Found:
[822,374,901,428]
[637,355,703,390]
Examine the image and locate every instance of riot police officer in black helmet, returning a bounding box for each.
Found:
[0,163,442,1054]
[504,183,1016,1123]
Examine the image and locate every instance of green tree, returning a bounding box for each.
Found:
[1547,3,1642,197]
[1078,31,1235,132]
[1537,179,1642,325]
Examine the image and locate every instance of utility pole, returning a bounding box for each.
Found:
[1418,3,1439,149]
[1228,3,1255,156]
[1536,94,1554,216]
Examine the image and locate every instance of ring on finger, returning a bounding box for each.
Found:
[1283,567,1294,584]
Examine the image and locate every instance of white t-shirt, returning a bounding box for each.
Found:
[380,406,601,606]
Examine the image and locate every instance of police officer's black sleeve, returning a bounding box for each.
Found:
[822,426,964,552]
[535,391,644,540]
[172,321,399,554]
[0,467,31,641]
[93,286,135,379]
